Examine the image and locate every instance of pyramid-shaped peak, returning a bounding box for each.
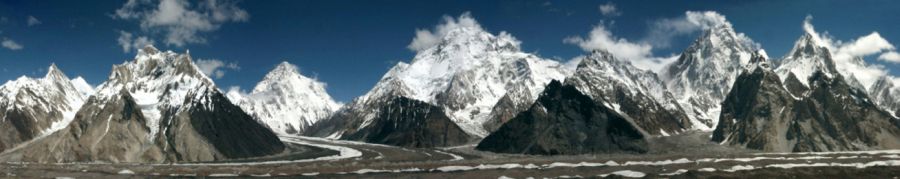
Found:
[274,61,299,73]
[44,63,69,81]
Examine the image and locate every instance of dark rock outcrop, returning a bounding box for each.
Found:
[476,80,648,155]
[343,97,473,148]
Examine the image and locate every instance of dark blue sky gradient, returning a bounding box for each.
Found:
[0,0,898,102]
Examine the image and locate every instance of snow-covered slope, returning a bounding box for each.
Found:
[0,64,87,152]
[1,46,285,163]
[662,24,757,130]
[565,50,691,136]
[869,76,900,117]
[307,21,569,142]
[228,61,341,135]
[69,76,95,97]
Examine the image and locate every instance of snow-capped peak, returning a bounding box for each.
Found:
[336,22,568,137]
[231,61,341,135]
[775,32,839,87]
[70,76,95,97]
[744,50,772,72]
[0,64,88,137]
[93,45,220,141]
[662,24,757,130]
[45,63,69,81]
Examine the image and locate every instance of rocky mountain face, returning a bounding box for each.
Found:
[227,62,341,135]
[306,24,569,147]
[476,80,648,155]
[0,46,285,163]
[713,47,900,152]
[0,65,87,152]
[565,50,691,136]
[662,24,757,130]
[343,96,473,148]
[869,76,900,117]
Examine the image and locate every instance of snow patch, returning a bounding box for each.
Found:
[117,169,135,175]
[599,170,646,178]
[659,169,688,176]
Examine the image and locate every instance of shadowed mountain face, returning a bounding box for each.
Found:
[477,80,648,155]
[343,96,473,148]
[713,52,900,152]
[0,46,284,163]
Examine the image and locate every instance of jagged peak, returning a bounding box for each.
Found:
[267,61,301,77]
[425,26,522,57]
[687,24,751,51]
[138,44,159,55]
[745,50,771,72]
[44,63,69,81]
[786,33,832,60]
[749,50,769,65]
[582,49,616,64]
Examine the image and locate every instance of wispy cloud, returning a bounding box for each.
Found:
[113,0,249,48]
[27,16,41,26]
[879,51,900,63]
[195,58,240,79]
[116,30,155,53]
[598,2,621,17]
[407,12,487,52]
[1,38,23,50]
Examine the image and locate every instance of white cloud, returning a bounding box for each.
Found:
[114,0,249,47]
[835,32,894,57]
[224,85,247,102]
[407,12,483,52]
[598,2,621,17]
[195,58,240,79]
[564,23,652,61]
[117,30,155,53]
[563,22,678,72]
[1,38,23,50]
[27,16,41,26]
[879,51,900,63]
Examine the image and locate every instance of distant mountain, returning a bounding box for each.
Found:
[476,80,648,155]
[713,47,900,152]
[0,46,284,163]
[70,76,95,97]
[228,62,341,135]
[306,24,568,147]
[0,64,87,152]
[662,24,757,130]
[870,76,900,117]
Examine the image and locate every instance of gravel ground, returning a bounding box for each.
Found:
[2,132,899,178]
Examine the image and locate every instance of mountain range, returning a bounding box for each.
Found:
[0,14,898,162]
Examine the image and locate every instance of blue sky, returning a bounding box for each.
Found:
[1,0,899,102]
